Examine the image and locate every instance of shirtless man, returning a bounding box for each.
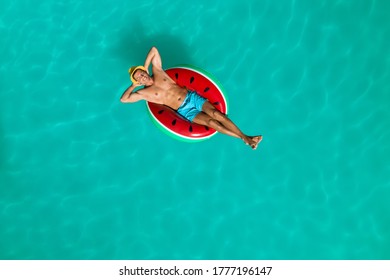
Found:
[120,47,262,149]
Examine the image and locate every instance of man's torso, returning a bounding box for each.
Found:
[137,68,187,110]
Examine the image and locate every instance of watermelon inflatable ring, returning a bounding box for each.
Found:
[146,65,228,142]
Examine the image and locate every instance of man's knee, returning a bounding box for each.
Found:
[211,109,226,121]
[207,118,223,130]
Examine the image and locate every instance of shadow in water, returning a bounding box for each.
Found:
[111,19,195,68]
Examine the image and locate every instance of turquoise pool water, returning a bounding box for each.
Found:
[1,0,389,259]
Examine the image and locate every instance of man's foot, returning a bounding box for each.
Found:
[243,135,263,150]
[250,135,262,149]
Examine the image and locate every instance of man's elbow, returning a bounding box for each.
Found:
[120,97,128,103]
[121,96,137,103]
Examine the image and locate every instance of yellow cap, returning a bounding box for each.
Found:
[128,65,146,84]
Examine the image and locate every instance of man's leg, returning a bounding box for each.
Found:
[200,101,262,148]
[192,112,242,139]
[192,109,262,149]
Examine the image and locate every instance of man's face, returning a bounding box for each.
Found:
[134,70,151,85]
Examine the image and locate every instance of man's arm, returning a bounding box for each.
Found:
[143,46,162,73]
[120,84,144,103]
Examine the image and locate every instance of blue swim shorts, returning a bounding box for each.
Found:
[176,90,207,122]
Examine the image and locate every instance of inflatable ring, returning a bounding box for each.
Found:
[146,65,228,142]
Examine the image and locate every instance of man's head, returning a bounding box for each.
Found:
[128,66,153,86]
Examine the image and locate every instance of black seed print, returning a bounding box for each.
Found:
[204,126,209,131]
[204,87,210,92]
[190,77,194,84]
[189,125,193,132]
[158,110,164,114]
[172,119,177,126]
[175,73,179,79]
[213,102,220,105]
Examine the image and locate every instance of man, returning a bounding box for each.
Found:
[120,47,262,149]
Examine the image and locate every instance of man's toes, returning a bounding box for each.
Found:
[253,136,262,144]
